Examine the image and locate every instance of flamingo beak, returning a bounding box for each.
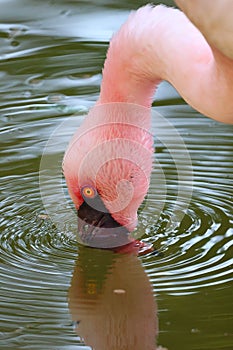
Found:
[77,195,131,249]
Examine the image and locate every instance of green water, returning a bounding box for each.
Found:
[0,1,233,349]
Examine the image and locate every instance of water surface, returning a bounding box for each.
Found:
[0,1,233,349]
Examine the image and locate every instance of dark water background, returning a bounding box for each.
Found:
[0,0,232,349]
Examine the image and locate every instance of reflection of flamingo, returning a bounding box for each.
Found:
[69,247,162,350]
[63,3,233,250]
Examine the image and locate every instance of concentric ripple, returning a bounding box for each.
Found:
[0,182,80,348]
[139,113,233,295]
[0,1,233,349]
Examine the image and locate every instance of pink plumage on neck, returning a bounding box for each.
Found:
[99,4,233,122]
[63,4,233,253]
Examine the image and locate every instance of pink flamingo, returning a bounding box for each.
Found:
[63,2,233,251]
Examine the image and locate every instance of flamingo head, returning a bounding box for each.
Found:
[63,104,153,249]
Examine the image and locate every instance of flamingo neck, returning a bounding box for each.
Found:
[98,5,233,123]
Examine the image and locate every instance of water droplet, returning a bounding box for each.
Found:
[60,9,71,16]
[26,74,44,87]
[191,328,200,333]
[8,26,28,39]
[83,224,89,232]
[10,40,20,47]
[38,214,49,220]
[47,94,66,103]
[23,91,31,98]
[113,289,126,294]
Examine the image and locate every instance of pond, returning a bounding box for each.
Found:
[0,0,232,349]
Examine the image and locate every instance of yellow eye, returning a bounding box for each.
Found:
[81,185,97,199]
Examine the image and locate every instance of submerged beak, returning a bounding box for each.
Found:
[77,194,132,249]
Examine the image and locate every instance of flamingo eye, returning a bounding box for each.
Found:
[81,185,97,199]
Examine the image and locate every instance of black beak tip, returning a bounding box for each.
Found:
[77,216,131,249]
[77,197,132,249]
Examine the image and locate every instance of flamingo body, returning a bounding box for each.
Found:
[63,3,233,247]
[99,5,233,122]
[175,0,233,60]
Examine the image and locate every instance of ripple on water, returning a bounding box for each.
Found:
[0,3,232,347]
[0,172,80,347]
[139,116,233,295]
[0,121,233,349]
